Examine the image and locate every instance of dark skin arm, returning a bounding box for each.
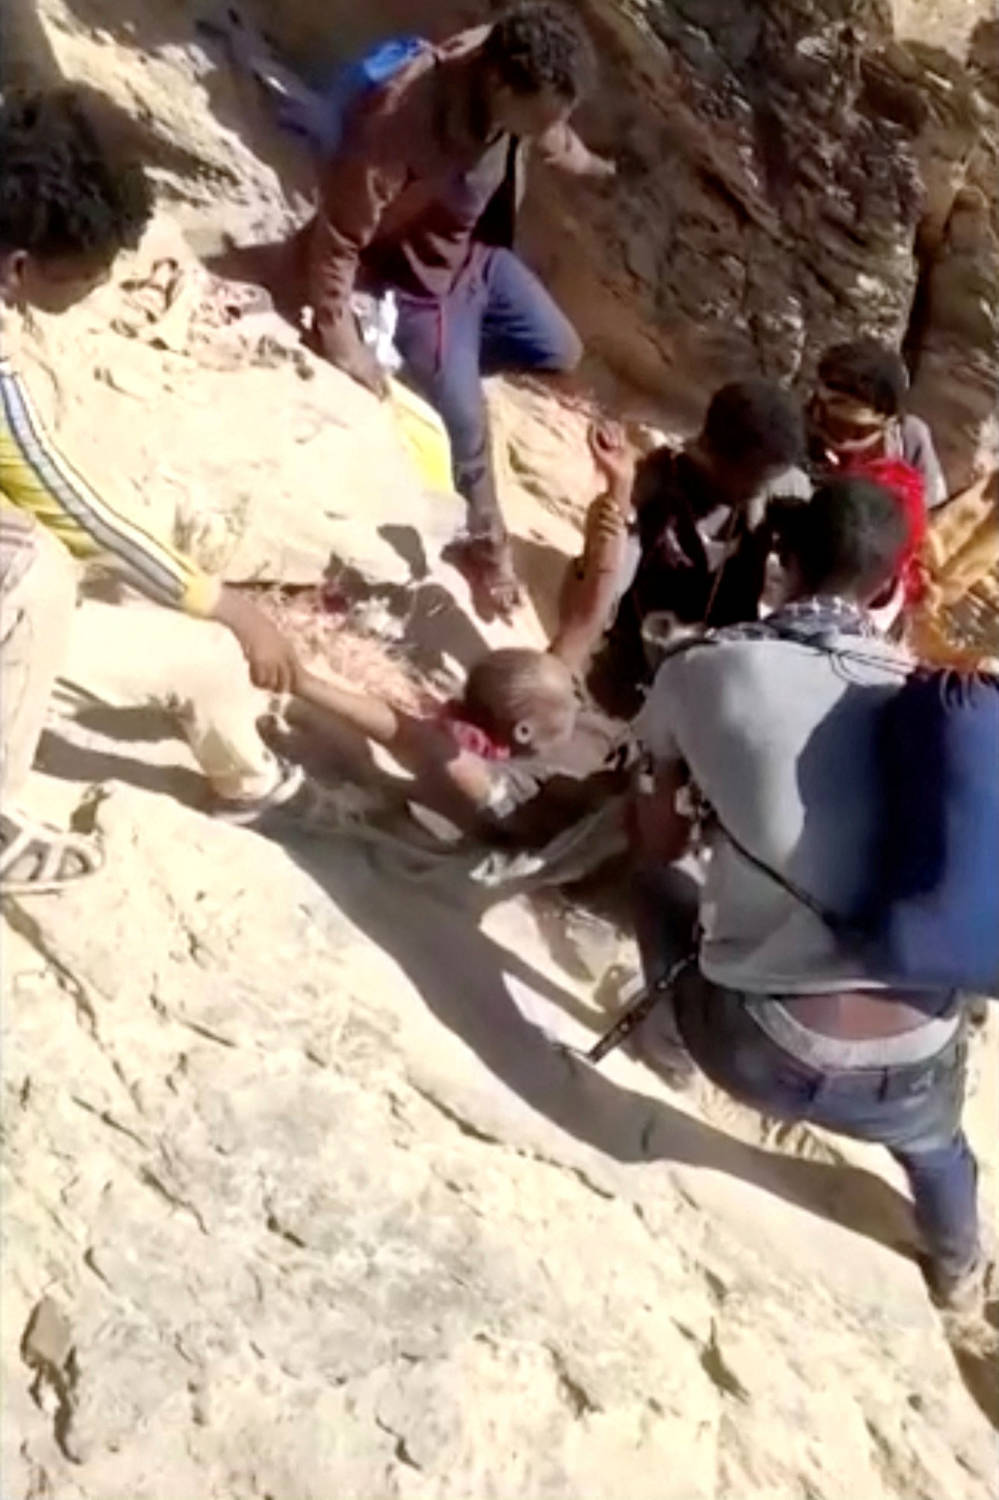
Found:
[550,421,636,674]
[630,757,695,867]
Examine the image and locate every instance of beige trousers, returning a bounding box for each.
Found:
[1,510,77,801]
[1,512,276,803]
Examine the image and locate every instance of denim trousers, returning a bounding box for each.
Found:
[393,246,581,541]
[631,865,980,1276]
[674,971,979,1275]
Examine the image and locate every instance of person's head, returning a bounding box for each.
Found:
[474,4,595,140]
[810,339,909,461]
[462,647,577,756]
[692,379,806,506]
[771,475,909,605]
[0,87,151,314]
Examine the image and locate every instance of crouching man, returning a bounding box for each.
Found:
[631,475,986,1309]
[1,88,301,893]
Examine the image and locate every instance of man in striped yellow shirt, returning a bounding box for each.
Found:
[1,88,301,891]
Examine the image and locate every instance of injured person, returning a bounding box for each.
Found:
[282,422,638,848]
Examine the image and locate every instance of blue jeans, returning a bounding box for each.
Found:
[672,971,979,1277]
[393,246,582,540]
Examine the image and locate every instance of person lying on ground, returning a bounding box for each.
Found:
[631,473,987,1311]
[285,422,635,847]
[214,3,613,621]
[0,87,302,894]
[587,379,810,716]
[807,338,948,509]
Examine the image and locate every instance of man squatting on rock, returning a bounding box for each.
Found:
[631,476,994,1311]
[0,87,303,893]
[227,3,613,620]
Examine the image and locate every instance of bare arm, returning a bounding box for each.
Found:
[537,122,616,179]
[308,131,405,392]
[630,757,694,867]
[550,492,628,673]
[294,668,497,828]
[550,421,635,674]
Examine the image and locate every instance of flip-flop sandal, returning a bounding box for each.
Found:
[0,813,103,897]
[443,537,522,623]
[212,759,305,826]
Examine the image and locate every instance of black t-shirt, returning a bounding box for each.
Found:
[589,448,770,717]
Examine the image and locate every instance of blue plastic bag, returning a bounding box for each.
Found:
[278,36,425,155]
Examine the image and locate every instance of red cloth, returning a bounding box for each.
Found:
[845,456,928,603]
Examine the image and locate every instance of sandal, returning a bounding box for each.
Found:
[212,758,305,826]
[442,535,522,623]
[0,811,103,896]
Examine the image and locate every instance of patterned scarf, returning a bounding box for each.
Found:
[714,595,880,646]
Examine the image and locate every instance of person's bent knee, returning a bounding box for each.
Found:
[531,315,582,375]
[3,521,79,650]
[20,522,77,612]
[552,320,583,375]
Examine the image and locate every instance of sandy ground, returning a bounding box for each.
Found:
[2,4,997,1497]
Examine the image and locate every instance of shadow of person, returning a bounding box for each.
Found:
[379,523,430,582]
[510,533,572,643]
[36,727,207,809]
[945,1321,999,1430]
[274,826,920,1264]
[322,544,491,679]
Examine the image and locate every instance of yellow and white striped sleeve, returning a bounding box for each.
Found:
[0,352,219,617]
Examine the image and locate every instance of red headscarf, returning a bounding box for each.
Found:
[843,456,928,603]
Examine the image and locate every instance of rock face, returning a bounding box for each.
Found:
[10,0,995,481]
[2,777,997,1500]
[2,4,998,1499]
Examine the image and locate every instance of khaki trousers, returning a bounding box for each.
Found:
[1,511,276,803]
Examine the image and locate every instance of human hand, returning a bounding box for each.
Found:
[336,340,390,399]
[317,318,390,399]
[214,588,299,694]
[588,419,635,503]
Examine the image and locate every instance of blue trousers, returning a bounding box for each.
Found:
[394,247,582,540]
[674,972,979,1277]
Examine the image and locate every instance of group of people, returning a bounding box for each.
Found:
[2,5,996,1315]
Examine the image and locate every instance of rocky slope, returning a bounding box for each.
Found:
[1,3,998,1498]
[6,0,998,481]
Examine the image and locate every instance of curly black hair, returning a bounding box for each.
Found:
[771,476,907,598]
[0,88,152,261]
[817,338,909,417]
[483,3,596,101]
[702,379,806,471]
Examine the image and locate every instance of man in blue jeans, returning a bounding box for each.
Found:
[631,475,983,1308]
[296,6,613,617]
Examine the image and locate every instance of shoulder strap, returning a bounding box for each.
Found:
[710,815,854,934]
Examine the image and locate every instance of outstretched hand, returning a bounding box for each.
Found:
[214,587,299,695]
[588,419,635,505]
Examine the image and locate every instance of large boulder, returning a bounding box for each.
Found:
[14,0,997,482]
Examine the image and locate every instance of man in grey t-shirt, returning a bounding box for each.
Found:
[632,475,982,1310]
